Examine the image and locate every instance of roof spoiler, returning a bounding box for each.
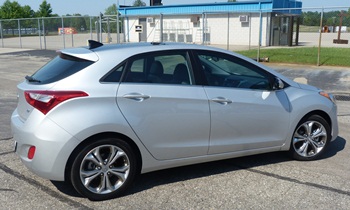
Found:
[88,40,103,49]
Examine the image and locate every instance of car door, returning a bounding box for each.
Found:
[194,50,291,154]
[116,50,210,160]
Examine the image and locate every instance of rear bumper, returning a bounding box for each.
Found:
[11,109,79,181]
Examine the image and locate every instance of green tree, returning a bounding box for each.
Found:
[0,1,36,35]
[133,0,146,7]
[105,4,118,15]
[36,0,52,17]
[301,11,321,26]
[21,5,36,29]
[0,0,25,19]
[70,14,87,32]
[104,4,124,33]
[22,5,35,18]
[301,10,350,28]
[63,14,72,28]
[43,14,61,33]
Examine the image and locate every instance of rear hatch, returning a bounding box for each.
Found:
[16,48,98,121]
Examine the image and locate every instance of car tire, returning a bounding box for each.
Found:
[289,115,331,161]
[70,138,137,200]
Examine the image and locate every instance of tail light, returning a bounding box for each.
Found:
[24,90,88,115]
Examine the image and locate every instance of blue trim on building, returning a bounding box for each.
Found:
[119,0,302,16]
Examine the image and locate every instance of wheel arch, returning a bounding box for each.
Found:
[64,132,142,182]
[282,109,332,151]
[300,110,332,129]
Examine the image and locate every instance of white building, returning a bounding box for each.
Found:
[119,0,302,47]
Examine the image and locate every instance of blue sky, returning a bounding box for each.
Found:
[0,0,349,16]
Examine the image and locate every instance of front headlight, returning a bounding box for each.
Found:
[319,91,336,104]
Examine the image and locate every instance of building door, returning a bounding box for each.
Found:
[280,17,290,45]
[139,18,147,42]
[271,17,281,46]
[271,15,293,46]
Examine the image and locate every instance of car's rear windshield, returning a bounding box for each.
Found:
[27,53,94,84]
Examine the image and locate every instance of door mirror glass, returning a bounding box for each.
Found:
[273,77,284,90]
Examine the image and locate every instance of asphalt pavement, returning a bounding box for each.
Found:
[0,48,349,209]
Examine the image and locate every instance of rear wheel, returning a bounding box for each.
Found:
[290,115,331,161]
[70,138,137,200]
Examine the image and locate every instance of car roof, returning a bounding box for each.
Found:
[59,42,229,61]
[93,42,226,55]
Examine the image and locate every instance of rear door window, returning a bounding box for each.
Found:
[123,51,193,85]
[28,53,94,84]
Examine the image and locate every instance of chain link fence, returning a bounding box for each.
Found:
[0,16,100,49]
[0,7,349,51]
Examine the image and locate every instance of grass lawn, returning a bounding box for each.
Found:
[299,25,319,32]
[236,47,350,67]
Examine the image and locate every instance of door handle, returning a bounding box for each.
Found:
[211,97,232,105]
[123,93,150,102]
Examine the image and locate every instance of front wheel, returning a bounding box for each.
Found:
[70,138,138,200]
[290,115,331,161]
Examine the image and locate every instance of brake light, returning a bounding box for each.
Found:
[24,90,88,115]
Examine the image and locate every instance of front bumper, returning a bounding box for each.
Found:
[330,104,339,142]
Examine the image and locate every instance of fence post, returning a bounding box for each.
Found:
[249,13,252,50]
[61,16,66,48]
[317,8,324,66]
[125,16,129,42]
[71,33,74,47]
[257,10,263,62]
[117,14,120,43]
[160,13,163,42]
[95,21,98,41]
[99,13,103,42]
[0,21,3,48]
[201,13,205,45]
[227,12,230,50]
[295,17,300,46]
[42,18,46,50]
[107,16,110,43]
[18,19,22,48]
[38,18,42,49]
[89,17,92,40]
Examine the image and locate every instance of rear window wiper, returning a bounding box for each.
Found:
[25,75,41,83]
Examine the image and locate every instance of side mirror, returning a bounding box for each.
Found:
[273,77,284,90]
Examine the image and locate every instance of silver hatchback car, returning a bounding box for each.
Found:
[11,41,338,200]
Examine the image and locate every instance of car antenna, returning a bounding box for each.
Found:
[88,40,103,49]
[151,42,165,45]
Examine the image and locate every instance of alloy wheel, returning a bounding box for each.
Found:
[79,145,130,194]
[292,120,327,158]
